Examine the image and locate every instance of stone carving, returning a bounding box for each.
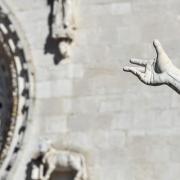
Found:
[0,7,32,179]
[31,164,44,180]
[52,0,76,58]
[123,40,180,94]
[31,140,87,180]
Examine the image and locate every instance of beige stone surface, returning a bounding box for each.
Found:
[2,0,180,180]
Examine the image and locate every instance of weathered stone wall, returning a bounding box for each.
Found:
[3,0,180,179]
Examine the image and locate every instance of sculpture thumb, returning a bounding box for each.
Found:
[153,39,165,55]
[153,39,173,71]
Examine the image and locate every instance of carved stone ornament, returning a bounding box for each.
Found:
[0,6,33,179]
[31,140,88,180]
[52,0,76,58]
[124,39,180,94]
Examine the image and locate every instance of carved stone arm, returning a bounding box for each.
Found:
[123,40,180,94]
[165,66,180,92]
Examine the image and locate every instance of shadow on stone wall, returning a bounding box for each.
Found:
[25,155,76,180]
[25,156,44,180]
[44,0,64,65]
[50,171,76,180]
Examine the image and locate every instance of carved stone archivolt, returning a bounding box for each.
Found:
[0,6,33,179]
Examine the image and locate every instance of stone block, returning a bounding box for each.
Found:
[36,79,72,98]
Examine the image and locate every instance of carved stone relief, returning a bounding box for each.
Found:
[30,140,87,180]
[124,39,180,94]
[52,0,76,58]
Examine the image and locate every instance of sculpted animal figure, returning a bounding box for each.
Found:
[39,141,87,180]
[124,39,180,94]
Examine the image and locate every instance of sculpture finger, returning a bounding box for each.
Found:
[133,66,145,73]
[130,58,148,66]
[153,39,173,66]
[123,66,145,76]
[153,39,165,55]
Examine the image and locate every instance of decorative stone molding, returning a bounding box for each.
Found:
[0,5,33,179]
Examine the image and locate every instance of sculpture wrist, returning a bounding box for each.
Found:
[166,65,180,84]
[161,73,171,85]
[152,72,168,85]
[166,73,180,87]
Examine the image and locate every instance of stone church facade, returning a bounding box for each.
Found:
[0,0,180,180]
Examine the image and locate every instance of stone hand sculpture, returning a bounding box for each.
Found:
[53,0,76,58]
[123,40,180,94]
[38,141,87,180]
